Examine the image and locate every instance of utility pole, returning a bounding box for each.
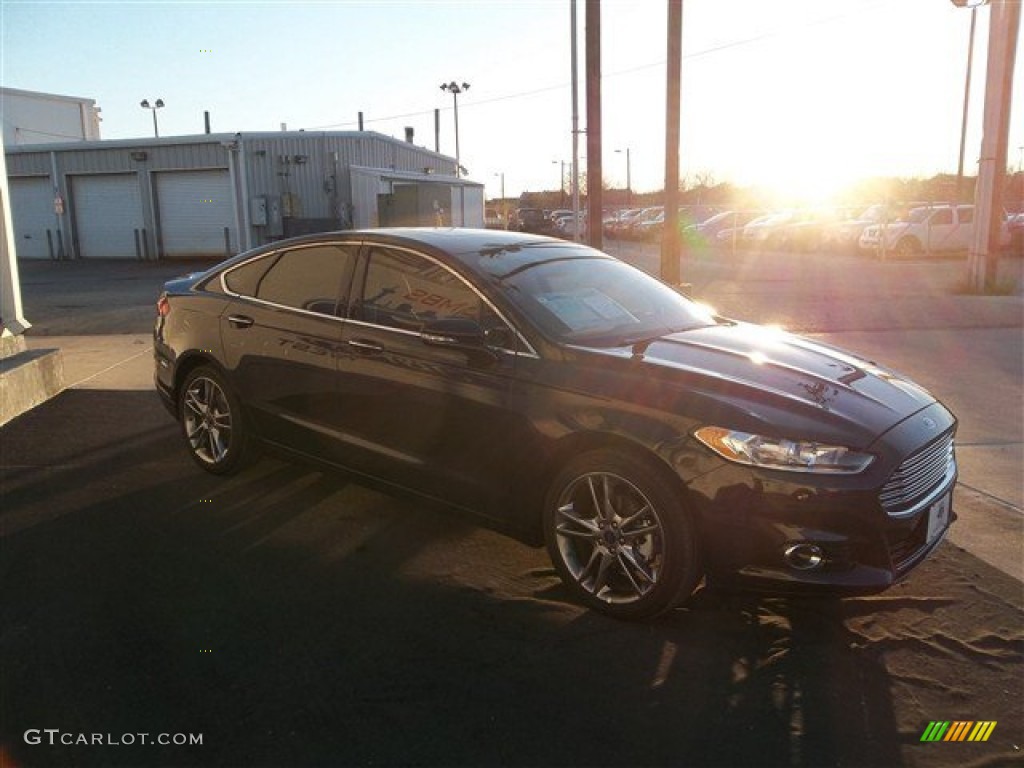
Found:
[571,0,582,241]
[968,0,1020,292]
[661,0,683,285]
[586,0,603,248]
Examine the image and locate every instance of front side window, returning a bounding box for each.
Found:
[930,209,953,227]
[355,247,485,332]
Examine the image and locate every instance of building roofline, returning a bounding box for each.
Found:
[350,164,483,188]
[0,86,98,107]
[3,129,453,162]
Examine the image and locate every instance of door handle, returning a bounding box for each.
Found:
[347,339,384,354]
[227,314,254,329]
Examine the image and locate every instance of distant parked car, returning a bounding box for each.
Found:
[1007,211,1024,256]
[623,206,664,240]
[859,204,1011,256]
[553,210,586,239]
[828,204,890,254]
[742,211,797,250]
[516,208,552,235]
[484,208,504,229]
[687,211,759,250]
[776,208,854,253]
[604,209,642,239]
[637,205,719,242]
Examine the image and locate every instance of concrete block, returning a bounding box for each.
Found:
[0,346,65,426]
[1,333,27,360]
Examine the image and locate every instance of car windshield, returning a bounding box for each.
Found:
[490,252,716,346]
[903,207,933,224]
[701,211,734,226]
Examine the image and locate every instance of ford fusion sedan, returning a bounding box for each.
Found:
[154,229,957,620]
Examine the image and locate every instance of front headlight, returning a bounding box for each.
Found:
[694,426,875,474]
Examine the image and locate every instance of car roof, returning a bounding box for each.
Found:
[217,227,611,280]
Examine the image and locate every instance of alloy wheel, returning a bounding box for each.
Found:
[182,375,233,465]
[553,472,665,605]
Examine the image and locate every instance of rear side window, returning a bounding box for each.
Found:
[224,244,356,316]
[224,255,277,296]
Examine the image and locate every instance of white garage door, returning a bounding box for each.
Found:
[71,174,144,259]
[10,177,56,259]
[155,170,235,258]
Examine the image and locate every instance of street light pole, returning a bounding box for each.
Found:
[494,172,507,229]
[616,148,631,206]
[956,5,979,203]
[440,81,470,178]
[552,160,566,207]
[140,98,165,138]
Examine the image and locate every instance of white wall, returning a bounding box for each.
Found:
[1,88,101,145]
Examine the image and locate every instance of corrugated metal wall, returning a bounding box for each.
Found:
[239,132,453,222]
[5,132,463,259]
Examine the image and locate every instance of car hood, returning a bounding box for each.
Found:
[584,322,938,448]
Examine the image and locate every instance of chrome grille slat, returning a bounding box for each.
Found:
[880,431,955,516]
[879,448,953,503]
[892,444,951,475]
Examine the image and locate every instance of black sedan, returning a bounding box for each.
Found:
[154,228,956,620]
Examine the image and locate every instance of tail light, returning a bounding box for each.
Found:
[157,295,170,317]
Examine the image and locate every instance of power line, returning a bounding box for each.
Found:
[304,0,888,132]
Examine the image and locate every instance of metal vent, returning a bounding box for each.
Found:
[880,431,955,517]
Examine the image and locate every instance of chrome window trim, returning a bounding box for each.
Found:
[217,242,356,323]
[216,239,540,358]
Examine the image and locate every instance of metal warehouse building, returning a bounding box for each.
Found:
[5,131,483,260]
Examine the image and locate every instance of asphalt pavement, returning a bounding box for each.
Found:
[2,245,1022,768]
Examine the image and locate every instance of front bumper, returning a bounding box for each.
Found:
[687,403,957,595]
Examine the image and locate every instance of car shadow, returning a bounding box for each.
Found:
[1,389,1020,767]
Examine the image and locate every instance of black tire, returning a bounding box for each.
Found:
[895,236,921,257]
[543,448,702,620]
[178,365,253,475]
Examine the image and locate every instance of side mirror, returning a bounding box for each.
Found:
[421,317,498,365]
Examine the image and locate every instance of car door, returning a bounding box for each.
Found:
[334,244,528,513]
[954,206,974,250]
[924,207,955,252]
[219,242,357,454]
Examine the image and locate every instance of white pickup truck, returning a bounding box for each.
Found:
[858,204,1011,256]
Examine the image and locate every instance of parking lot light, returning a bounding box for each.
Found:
[439,82,469,178]
[140,98,165,138]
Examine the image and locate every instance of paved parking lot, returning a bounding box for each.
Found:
[2,247,1022,767]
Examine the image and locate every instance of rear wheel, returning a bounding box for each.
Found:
[179,365,252,475]
[543,448,701,620]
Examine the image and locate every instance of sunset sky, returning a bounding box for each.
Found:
[2,0,1021,204]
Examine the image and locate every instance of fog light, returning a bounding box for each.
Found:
[784,543,825,571]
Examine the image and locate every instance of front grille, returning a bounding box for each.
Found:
[879,430,955,517]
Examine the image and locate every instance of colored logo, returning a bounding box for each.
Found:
[920,721,996,742]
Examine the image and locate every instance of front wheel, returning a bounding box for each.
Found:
[894,236,921,257]
[543,449,702,620]
[178,365,252,475]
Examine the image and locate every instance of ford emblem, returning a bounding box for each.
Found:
[923,417,937,430]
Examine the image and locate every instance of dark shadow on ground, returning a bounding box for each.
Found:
[1,390,1021,767]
